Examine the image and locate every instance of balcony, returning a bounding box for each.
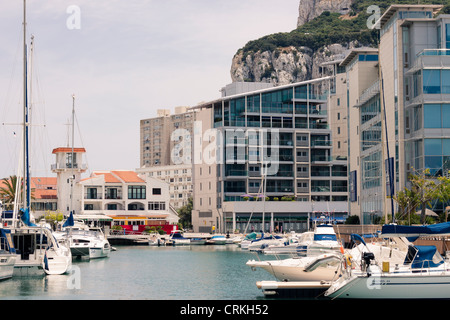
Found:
[311,155,332,163]
[51,163,87,171]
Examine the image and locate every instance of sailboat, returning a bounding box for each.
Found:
[0,202,17,280]
[325,223,450,299]
[7,0,72,276]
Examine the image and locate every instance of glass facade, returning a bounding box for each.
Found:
[211,79,347,205]
[422,69,450,94]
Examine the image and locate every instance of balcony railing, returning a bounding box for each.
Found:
[417,49,450,56]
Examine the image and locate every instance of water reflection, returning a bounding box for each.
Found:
[0,245,273,300]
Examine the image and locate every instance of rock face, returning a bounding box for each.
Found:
[231,46,313,85]
[297,0,353,26]
[230,0,359,86]
[231,43,359,86]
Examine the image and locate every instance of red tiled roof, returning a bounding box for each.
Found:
[52,147,86,154]
[111,171,145,183]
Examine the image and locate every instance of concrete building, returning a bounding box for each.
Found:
[80,170,179,228]
[136,163,193,209]
[344,4,450,222]
[341,48,382,223]
[140,107,197,167]
[190,77,349,233]
[50,146,178,229]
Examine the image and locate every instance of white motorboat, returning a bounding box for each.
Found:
[325,223,450,299]
[247,234,406,283]
[167,230,191,246]
[207,235,227,245]
[240,232,263,250]
[54,223,111,259]
[262,225,342,256]
[261,232,309,255]
[296,224,342,256]
[247,252,342,282]
[247,234,286,252]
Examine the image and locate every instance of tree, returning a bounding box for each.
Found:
[0,175,34,210]
[177,197,193,229]
[435,175,450,222]
[0,176,21,210]
[393,187,419,225]
[409,169,438,224]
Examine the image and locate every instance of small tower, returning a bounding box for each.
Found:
[51,147,87,216]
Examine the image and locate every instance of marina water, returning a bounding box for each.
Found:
[0,245,275,300]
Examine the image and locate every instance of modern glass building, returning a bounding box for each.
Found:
[191,78,349,233]
[345,5,450,222]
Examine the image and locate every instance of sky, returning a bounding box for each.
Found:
[0,0,299,179]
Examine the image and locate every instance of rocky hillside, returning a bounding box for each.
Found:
[297,0,353,26]
[230,0,449,86]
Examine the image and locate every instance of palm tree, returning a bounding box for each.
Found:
[0,176,21,210]
[0,176,35,211]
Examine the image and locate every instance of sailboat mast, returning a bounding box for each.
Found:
[71,94,75,216]
[22,0,30,211]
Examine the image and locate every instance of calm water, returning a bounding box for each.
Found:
[0,245,276,300]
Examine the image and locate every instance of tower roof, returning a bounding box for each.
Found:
[52,147,86,154]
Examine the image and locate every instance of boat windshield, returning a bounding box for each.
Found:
[314,234,337,241]
[404,245,444,269]
[244,232,261,240]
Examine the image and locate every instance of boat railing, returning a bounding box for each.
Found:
[0,236,11,253]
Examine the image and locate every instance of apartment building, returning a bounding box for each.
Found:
[136,164,192,209]
[191,78,349,233]
[344,4,450,222]
[341,48,382,223]
[140,107,196,167]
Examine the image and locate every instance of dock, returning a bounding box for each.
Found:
[256,280,331,299]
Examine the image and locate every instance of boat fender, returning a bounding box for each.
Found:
[343,253,352,269]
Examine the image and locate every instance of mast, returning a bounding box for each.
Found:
[22,0,31,212]
[71,94,75,216]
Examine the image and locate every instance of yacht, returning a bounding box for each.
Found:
[54,222,111,259]
[325,224,450,299]
[207,235,227,245]
[247,234,285,252]
[296,224,342,256]
[167,230,191,246]
[240,232,263,250]
[247,233,406,283]
[10,217,72,276]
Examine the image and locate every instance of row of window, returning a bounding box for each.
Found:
[84,201,167,211]
[85,186,162,200]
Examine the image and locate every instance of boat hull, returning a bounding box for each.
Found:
[247,257,339,282]
[70,245,91,257]
[0,255,16,280]
[44,255,72,275]
[326,273,450,299]
[89,246,111,259]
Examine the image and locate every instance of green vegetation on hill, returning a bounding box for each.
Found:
[239,0,450,57]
